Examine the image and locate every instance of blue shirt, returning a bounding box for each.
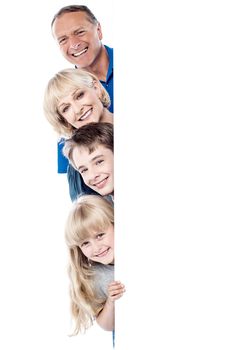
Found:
[57,45,113,174]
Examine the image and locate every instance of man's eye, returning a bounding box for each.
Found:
[59,38,66,45]
[96,159,104,165]
[75,30,85,35]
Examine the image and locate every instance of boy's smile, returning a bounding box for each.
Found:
[72,145,114,196]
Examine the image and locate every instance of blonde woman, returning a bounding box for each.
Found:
[43,68,113,201]
[43,68,113,137]
[65,195,124,342]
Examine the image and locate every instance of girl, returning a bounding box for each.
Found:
[65,194,124,335]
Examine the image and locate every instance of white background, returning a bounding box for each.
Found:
[0,0,113,349]
[1,1,233,349]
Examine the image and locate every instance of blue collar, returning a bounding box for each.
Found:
[103,45,113,83]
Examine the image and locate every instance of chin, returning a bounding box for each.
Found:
[100,187,113,197]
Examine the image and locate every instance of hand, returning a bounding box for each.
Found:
[107,281,126,302]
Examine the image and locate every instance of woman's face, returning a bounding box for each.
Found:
[78,224,114,265]
[57,83,104,129]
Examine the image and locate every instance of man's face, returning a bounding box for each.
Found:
[52,11,103,68]
[72,145,114,196]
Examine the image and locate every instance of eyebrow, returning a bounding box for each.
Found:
[58,89,81,109]
[57,26,86,42]
[57,34,67,43]
[77,154,104,172]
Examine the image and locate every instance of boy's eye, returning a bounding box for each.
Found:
[80,168,88,174]
[96,159,104,165]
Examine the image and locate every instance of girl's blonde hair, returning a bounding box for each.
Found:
[65,195,114,334]
[43,68,111,137]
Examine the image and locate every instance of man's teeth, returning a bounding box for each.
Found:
[72,48,87,57]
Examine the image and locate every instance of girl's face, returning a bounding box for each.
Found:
[79,224,114,265]
[57,83,104,129]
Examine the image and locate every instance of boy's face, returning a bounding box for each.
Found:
[72,145,114,196]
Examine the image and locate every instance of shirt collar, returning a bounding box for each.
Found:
[103,45,113,82]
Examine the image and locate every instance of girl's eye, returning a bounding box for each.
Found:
[81,241,89,247]
[96,233,105,239]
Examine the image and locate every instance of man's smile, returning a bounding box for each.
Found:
[72,47,88,57]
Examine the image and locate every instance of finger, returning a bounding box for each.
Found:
[110,292,125,301]
[108,283,125,292]
[109,286,126,297]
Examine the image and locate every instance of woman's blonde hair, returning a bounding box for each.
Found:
[65,194,114,334]
[43,68,111,137]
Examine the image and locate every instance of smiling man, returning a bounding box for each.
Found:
[52,7,109,81]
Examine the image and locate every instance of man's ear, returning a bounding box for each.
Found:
[97,22,103,40]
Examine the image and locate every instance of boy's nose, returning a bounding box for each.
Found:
[89,171,101,184]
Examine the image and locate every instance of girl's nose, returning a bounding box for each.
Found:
[92,241,101,255]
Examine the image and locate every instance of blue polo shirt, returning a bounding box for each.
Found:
[57,45,113,174]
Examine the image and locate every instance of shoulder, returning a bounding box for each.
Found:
[94,263,114,274]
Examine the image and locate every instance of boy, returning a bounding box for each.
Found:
[63,122,114,199]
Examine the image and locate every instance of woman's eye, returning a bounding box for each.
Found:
[97,233,105,239]
[81,241,89,247]
[61,106,69,114]
[76,91,84,100]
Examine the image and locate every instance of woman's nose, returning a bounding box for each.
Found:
[72,103,83,116]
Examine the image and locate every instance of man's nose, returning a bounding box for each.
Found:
[70,39,80,50]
